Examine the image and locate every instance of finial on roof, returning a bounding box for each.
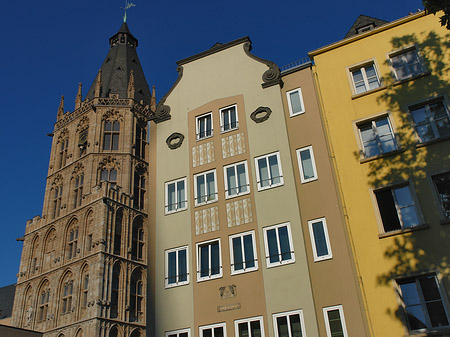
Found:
[57,95,64,120]
[127,70,135,99]
[150,85,156,112]
[75,83,82,109]
[121,1,136,23]
[94,70,102,97]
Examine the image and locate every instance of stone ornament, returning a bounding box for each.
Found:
[243,42,282,88]
[166,132,185,149]
[250,106,272,123]
[219,284,237,299]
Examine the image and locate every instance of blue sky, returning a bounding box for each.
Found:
[0,0,426,287]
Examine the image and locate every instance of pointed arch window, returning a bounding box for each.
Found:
[114,209,123,255]
[78,128,88,157]
[133,171,145,210]
[61,278,74,315]
[130,329,142,337]
[110,263,121,319]
[130,269,143,322]
[73,174,84,209]
[81,269,89,309]
[58,138,69,169]
[22,286,33,328]
[67,223,79,260]
[109,326,119,337]
[135,121,147,159]
[37,283,50,322]
[103,121,120,151]
[52,185,63,219]
[131,217,144,261]
[43,229,57,271]
[29,236,40,276]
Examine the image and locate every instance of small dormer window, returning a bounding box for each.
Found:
[357,24,374,34]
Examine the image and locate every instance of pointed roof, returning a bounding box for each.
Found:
[344,15,389,38]
[85,22,151,104]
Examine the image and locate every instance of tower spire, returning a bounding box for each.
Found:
[57,95,64,120]
[75,82,82,109]
[151,85,156,112]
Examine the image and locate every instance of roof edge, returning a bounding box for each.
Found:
[309,11,426,57]
[176,36,251,66]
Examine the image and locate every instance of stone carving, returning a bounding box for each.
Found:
[102,109,124,122]
[166,132,185,149]
[99,156,120,170]
[71,162,84,177]
[243,42,282,88]
[219,285,237,299]
[25,306,33,326]
[77,115,89,132]
[250,106,272,123]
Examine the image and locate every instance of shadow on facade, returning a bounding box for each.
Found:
[359,31,450,327]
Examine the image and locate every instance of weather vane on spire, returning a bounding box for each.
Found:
[121,0,136,23]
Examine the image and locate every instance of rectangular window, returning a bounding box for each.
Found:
[273,310,306,337]
[255,152,284,191]
[229,231,258,275]
[390,48,423,81]
[263,223,295,267]
[165,329,190,337]
[196,113,213,140]
[397,274,449,332]
[194,170,217,206]
[296,146,318,183]
[350,63,380,94]
[286,88,305,117]
[103,121,120,151]
[308,218,332,262]
[73,174,84,209]
[432,171,450,219]
[196,239,222,281]
[220,105,238,132]
[165,178,187,214]
[410,99,450,143]
[323,305,348,337]
[235,316,265,337]
[357,116,397,158]
[199,323,226,337]
[224,161,250,198]
[165,246,189,288]
[375,184,421,233]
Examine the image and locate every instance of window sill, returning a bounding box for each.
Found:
[164,207,188,216]
[359,148,405,164]
[225,190,251,200]
[196,274,223,283]
[440,218,450,226]
[406,327,450,337]
[289,111,305,118]
[378,224,429,239]
[194,200,218,208]
[220,127,239,134]
[416,135,450,148]
[393,71,431,86]
[196,134,214,142]
[257,183,284,192]
[351,85,386,100]
[266,259,295,269]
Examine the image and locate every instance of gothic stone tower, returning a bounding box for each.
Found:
[12,22,155,337]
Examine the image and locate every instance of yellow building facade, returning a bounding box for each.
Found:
[310,11,450,337]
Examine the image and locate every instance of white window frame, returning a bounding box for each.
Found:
[254,152,284,191]
[356,115,398,158]
[165,328,191,337]
[348,61,381,95]
[409,98,450,143]
[165,246,189,288]
[296,146,318,183]
[223,161,250,199]
[196,112,213,140]
[272,309,307,337]
[196,238,222,282]
[199,322,227,337]
[431,171,450,219]
[229,230,258,275]
[220,104,239,133]
[308,218,333,262]
[165,177,188,214]
[373,183,422,233]
[286,88,305,117]
[235,316,265,337]
[396,274,450,332]
[388,46,424,81]
[263,222,295,268]
[194,169,218,207]
[323,305,348,337]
